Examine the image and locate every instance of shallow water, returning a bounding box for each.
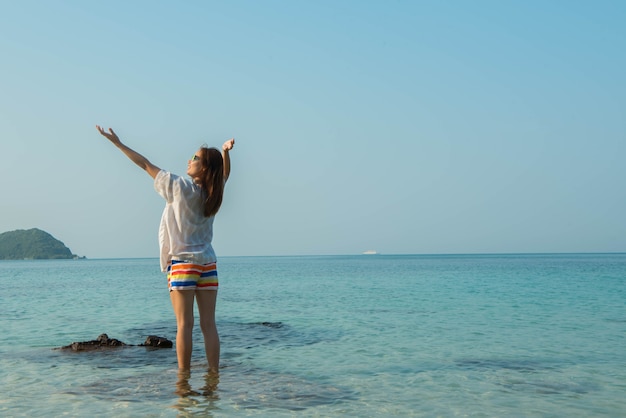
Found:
[1,254,625,416]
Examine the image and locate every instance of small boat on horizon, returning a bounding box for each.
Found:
[362,250,378,255]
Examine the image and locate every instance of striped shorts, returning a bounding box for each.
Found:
[167,259,218,291]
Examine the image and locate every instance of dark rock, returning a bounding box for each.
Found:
[56,333,172,351]
[60,333,128,351]
[139,335,173,348]
[259,321,284,328]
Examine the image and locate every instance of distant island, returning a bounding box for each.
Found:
[0,228,83,260]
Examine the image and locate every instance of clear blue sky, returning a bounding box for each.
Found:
[1,1,624,258]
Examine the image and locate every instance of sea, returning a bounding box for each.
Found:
[1,254,625,417]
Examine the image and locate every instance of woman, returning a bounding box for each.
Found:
[96,125,234,373]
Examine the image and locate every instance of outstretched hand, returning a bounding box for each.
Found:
[222,138,235,152]
[96,125,121,145]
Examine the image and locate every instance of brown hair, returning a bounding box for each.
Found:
[198,147,225,217]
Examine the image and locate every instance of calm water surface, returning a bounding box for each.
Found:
[1,254,625,416]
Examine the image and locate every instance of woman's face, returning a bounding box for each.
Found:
[187,150,204,179]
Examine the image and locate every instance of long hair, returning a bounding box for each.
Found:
[198,147,225,217]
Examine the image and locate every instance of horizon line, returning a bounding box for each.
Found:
[6,251,624,261]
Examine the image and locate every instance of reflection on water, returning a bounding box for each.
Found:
[174,370,200,397]
[174,369,220,398]
[167,359,354,415]
[172,369,220,416]
[200,370,220,398]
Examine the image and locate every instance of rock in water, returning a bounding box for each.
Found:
[61,333,127,351]
[140,335,173,348]
[57,333,173,351]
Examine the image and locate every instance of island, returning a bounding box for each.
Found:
[0,228,82,260]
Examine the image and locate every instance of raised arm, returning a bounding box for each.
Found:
[222,138,235,182]
[96,125,162,179]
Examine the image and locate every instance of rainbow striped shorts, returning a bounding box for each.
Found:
[167,259,218,291]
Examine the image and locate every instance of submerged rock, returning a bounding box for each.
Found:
[57,333,172,351]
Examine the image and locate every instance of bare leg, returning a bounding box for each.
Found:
[196,290,220,373]
[170,290,196,370]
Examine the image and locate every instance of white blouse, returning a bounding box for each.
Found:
[154,170,216,272]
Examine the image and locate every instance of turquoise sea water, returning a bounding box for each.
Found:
[1,254,625,417]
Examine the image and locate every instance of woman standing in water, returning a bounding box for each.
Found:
[96,125,234,374]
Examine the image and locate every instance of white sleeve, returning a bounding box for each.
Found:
[154,170,177,203]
